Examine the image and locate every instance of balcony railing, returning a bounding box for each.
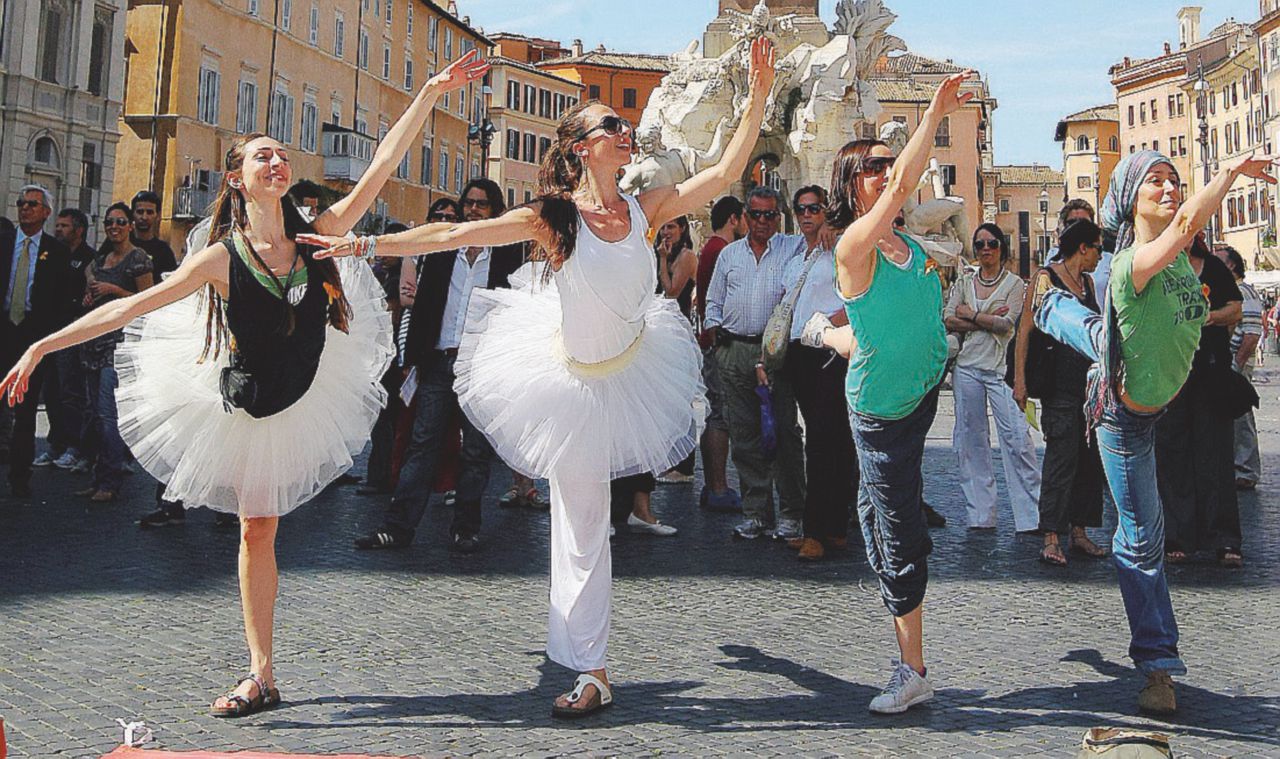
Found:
[173,184,219,220]
[322,123,374,183]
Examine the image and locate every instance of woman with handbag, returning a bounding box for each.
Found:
[1031,149,1274,714]
[763,185,858,561]
[0,53,489,716]
[944,223,1040,533]
[1013,218,1107,566]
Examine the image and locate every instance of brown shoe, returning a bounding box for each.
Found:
[797,537,825,561]
[785,537,805,550]
[1236,477,1257,490]
[1137,671,1177,715]
[90,490,117,503]
[825,536,848,550]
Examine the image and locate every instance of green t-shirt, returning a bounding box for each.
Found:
[841,233,947,420]
[1109,246,1205,408]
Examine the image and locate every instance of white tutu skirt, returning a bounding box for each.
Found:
[454,267,706,483]
[113,258,394,517]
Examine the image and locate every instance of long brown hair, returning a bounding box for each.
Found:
[200,132,351,360]
[527,100,599,278]
[826,139,888,231]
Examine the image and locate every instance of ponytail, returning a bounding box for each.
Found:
[525,100,597,281]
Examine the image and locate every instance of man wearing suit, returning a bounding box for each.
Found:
[355,178,525,553]
[1,186,79,496]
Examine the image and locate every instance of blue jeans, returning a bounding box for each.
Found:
[84,365,125,493]
[848,384,938,618]
[1036,291,1186,675]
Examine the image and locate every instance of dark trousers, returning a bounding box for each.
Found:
[365,365,404,490]
[610,473,655,522]
[44,348,86,455]
[850,384,938,618]
[787,344,857,540]
[1037,395,1104,535]
[1156,378,1241,553]
[385,351,494,539]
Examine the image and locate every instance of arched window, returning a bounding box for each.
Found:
[1076,135,1089,152]
[31,136,60,168]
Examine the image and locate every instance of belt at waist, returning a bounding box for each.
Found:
[721,331,762,344]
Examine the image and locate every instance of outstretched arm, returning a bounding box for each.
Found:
[298,206,547,259]
[640,37,776,229]
[834,71,974,298]
[1,245,227,405]
[1131,154,1275,294]
[312,52,490,237]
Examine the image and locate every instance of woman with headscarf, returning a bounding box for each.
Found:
[1032,149,1274,715]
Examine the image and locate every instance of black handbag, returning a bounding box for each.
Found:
[1003,327,1057,400]
[220,365,258,413]
[1213,364,1259,419]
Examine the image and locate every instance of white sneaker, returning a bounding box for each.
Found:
[32,452,55,467]
[627,513,677,536]
[868,660,934,714]
[800,312,835,349]
[772,518,802,541]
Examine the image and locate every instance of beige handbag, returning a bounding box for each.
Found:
[762,250,822,373]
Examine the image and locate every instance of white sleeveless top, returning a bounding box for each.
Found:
[554,193,656,364]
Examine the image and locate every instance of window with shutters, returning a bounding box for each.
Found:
[87,10,112,96]
[538,136,551,163]
[507,80,520,109]
[622,88,637,109]
[1076,135,1089,152]
[524,85,536,114]
[539,89,551,118]
[309,4,319,44]
[506,129,520,160]
[358,29,369,70]
[197,66,222,125]
[439,149,449,189]
[404,58,413,91]
[39,1,69,84]
[300,100,318,152]
[382,44,390,79]
[934,116,951,148]
[523,133,536,163]
[335,13,345,57]
[420,143,433,185]
[236,79,259,133]
[406,3,413,37]
[428,17,437,51]
[268,85,295,144]
[454,156,463,192]
[282,0,292,31]
[588,84,600,100]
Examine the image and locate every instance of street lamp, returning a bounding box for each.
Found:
[1039,186,1050,264]
[1194,60,1214,246]
[468,81,497,176]
[1091,146,1101,210]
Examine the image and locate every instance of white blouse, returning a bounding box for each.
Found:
[944,269,1026,373]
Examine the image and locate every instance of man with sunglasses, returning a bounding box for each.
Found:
[356,179,526,554]
[705,185,807,541]
[0,186,79,497]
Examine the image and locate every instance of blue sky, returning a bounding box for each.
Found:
[459,0,1258,166]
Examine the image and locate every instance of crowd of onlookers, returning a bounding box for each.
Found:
[4,180,1269,568]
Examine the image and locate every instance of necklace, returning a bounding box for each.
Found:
[976,268,1003,287]
[1059,263,1083,294]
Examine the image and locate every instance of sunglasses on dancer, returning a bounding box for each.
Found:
[858,156,896,176]
[973,238,1001,250]
[574,115,633,142]
[103,217,131,228]
[747,209,781,220]
[794,203,824,216]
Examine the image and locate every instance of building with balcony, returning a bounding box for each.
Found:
[0,0,126,242]
[117,0,490,254]
[1054,104,1120,213]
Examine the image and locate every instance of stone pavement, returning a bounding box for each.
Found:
[1,369,1278,758]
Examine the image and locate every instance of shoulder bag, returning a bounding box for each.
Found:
[762,249,822,373]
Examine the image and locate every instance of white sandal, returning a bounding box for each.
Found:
[551,673,613,719]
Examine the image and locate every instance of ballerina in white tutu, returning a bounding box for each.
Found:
[299,36,778,718]
[0,52,490,717]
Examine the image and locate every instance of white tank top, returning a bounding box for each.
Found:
[555,193,656,363]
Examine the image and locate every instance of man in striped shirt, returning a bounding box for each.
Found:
[1215,246,1262,489]
[704,186,806,540]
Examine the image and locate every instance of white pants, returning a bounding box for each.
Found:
[952,365,1041,531]
[546,473,611,672]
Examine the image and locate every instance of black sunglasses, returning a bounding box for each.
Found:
[794,203,824,216]
[15,199,41,209]
[462,198,491,209]
[574,115,632,142]
[429,213,459,222]
[973,239,1001,250]
[103,217,130,227]
[858,156,896,175]
[747,209,781,221]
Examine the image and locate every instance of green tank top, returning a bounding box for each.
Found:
[841,233,947,420]
[1109,246,1205,408]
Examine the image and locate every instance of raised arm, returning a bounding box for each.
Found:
[299,206,546,260]
[312,52,490,237]
[2,245,227,404]
[1131,154,1275,293]
[835,72,974,296]
[640,37,776,229]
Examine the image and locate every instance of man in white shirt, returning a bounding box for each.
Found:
[704,186,806,541]
[355,179,525,553]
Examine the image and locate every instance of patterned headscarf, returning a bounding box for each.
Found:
[1100,150,1177,253]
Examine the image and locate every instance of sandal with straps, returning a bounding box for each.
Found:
[551,673,613,719]
[210,673,281,718]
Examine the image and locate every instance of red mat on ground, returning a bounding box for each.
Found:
[103,748,414,759]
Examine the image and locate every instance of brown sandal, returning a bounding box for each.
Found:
[1069,531,1108,558]
[1218,549,1244,569]
[210,673,280,718]
[1039,541,1068,567]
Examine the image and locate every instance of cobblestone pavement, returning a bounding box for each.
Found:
[2,366,1278,758]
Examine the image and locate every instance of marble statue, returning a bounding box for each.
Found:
[879,120,971,259]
